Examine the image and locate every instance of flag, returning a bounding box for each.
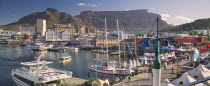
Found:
[199,47,207,52]
[35,54,42,61]
[133,60,136,68]
[113,67,116,73]
[193,48,199,61]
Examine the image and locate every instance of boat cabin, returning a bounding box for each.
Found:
[59,56,71,61]
[20,61,53,71]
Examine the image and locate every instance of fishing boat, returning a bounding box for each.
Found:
[89,19,134,75]
[11,54,73,86]
[59,56,71,63]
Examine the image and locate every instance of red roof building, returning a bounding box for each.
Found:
[173,37,203,44]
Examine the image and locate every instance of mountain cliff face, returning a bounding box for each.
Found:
[76,10,169,31]
[6,8,83,29]
[3,8,169,31]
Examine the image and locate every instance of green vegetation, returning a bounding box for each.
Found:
[147,33,155,38]
[189,30,198,36]
[163,18,210,32]
[135,33,144,37]
[191,61,199,67]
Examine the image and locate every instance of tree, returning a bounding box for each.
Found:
[193,31,198,35]
[198,32,204,36]
[141,33,144,38]
[189,30,198,36]
[159,33,163,36]
[147,33,153,38]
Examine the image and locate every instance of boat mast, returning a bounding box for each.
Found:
[105,18,109,68]
[117,19,121,68]
[52,29,54,44]
[134,34,138,67]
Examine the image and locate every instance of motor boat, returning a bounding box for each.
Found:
[11,54,73,86]
[59,56,71,63]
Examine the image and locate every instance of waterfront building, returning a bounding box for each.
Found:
[196,29,209,35]
[72,34,96,47]
[95,35,118,47]
[36,19,46,36]
[0,30,16,44]
[120,38,143,47]
[173,37,205,46]
[51,24,76,37]
[45,30,70,42]
[110,31,125,40]
[19,26,35,35]
[79,26,86,34]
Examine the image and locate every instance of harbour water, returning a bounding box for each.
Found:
[0,45,120,86]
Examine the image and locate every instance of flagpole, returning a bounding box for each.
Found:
[153,17,162,86]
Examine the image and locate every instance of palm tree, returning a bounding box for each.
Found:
[141,33,144,38]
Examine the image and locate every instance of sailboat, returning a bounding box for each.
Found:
[89,19,134,75]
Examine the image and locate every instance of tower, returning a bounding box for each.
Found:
[36,19,46,36]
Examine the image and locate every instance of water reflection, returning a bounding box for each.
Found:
[0,45,125,85]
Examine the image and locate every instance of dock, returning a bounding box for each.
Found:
[114,60,191,86]
[62,77,87,86]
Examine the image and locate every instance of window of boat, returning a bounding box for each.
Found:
[36,64,42,68]
[59,58,64,60]
[14,74,35,86]
[46,80,59,85]
[31,65,36,68]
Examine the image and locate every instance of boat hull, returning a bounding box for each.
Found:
[12,74,31,86]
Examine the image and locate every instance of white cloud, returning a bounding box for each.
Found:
[174,16,193,22]
[151,8,156,10]
[78,3,97,7]
[160,14,171,21]
[78,3,86,6]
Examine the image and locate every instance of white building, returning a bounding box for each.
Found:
[45,30,70,42]
[196,29,210,35]
[79,26,86,34]
[51,24,76,37]
[19,26,35,34]
[36,19,46,36]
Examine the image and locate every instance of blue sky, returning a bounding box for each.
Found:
[0,0,210,25]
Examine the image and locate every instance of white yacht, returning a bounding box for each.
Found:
[11,54,73,86]
[89,19,134,75]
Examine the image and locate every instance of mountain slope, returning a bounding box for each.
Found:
[3,8,84,30]
[163,18,210,32]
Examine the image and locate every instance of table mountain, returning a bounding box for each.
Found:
[76,9,170,31]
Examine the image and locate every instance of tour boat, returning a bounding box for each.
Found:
[11,54,73,86]
[59,56,71,63]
